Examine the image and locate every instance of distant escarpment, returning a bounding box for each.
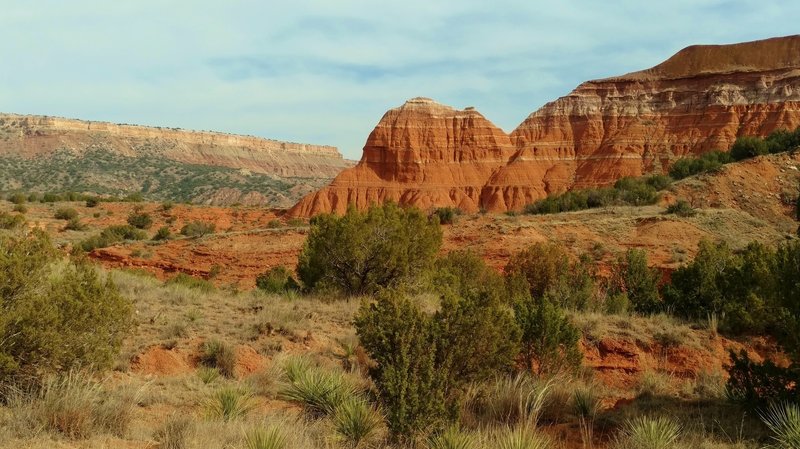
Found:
[0,114,352,207]
[292,35,800,216]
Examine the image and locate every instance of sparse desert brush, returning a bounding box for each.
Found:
[200,339,237,378]
[463,374,552,428]
[244,424,288,449]
[493,427,554,449]
[54,207,79,220]
[665,200,697,217]
[197,367,221,384]
[0,210,25,229]
[153,225,172,240]
[331,397,384,447]
[154,414,193,449]
[255,265,300,294]
[615,416,682,449]
[428,426,484,449]
[12,203,27,213]
[180,220,215,237]
[278,363,361,418]
[204,387,255,421]
[79,224,147,251]
[166,272,215,293]
[636,371,673,399]
[64,216,87,231]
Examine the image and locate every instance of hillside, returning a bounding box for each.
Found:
[0,114,353,207]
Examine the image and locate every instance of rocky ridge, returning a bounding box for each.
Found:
[291,35,800,216]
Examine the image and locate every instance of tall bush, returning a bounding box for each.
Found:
[298,203,442,295]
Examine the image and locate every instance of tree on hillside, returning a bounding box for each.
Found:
[297,203,442,295]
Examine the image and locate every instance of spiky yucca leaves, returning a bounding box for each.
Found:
[493,427,554,449]
[331,398,383,447]
[573,387,600,449]
[204,387,255,421]
[279,362,360,418]
[760,402,800,449]
[428,427,484,449]
[244,425,287,449]
[616,416,681,449]
[464,374,553,428]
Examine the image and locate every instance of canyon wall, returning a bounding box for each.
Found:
[291,35,800,216]
[0,114,350,178]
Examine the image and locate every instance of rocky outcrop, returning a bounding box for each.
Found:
[289,98,516,216]
[0,113,351,178]
[292,35,800,216]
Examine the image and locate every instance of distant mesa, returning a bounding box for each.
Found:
[290,35,800,216]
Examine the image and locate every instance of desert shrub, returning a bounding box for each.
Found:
[663,241,776,334]
[760,402,800,449]
[287,218,305,227]
[428,427,482,449]
[504,243,570,299]
[354,292,449,441]
[64,217,87,231]
[160,201,174,212]
[7,193,26,205]
[54,207,79,220]
[772,241,800,356]
[726,350,797,407]
[165,273,215,293]
[244,425,287,449]
[765,127,800,154]
[199,339,236,378]
[127,211,153,229]
[331,398,383,447]
[27,192,41,202]
[493,427,554,449]
[0,211,25,230]
[79,225,147,251]
[665,200,696,217]
[12,203,27,213]
[267,219,282,229]
[432,207,461,225]
[204,387,254,421]
[668,150,732,180]
[154,414,193,449]
[297,203,442,295]
[608,249,661,315]
[41,192,60,203]
[463,374,552,427]
[153,226,172,241]
[514,294,581,375]
[278,363,360,417]
[0,232,133,385]
[85,197,99,208]
[123,192,144,202]
[730,136,769,161]
[614,416,681,449]
[255,266,300,294]
[605,293,630,315]
[614,176,660,206]
[180,220,215,237]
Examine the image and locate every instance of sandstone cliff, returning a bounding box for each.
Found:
[292,35,800,216]
[0,114,350,178]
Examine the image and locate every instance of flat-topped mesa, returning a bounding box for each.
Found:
[0,113,348,178]
[508,34,800,197]
[288,98,516,216]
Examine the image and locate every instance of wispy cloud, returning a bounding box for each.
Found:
[1,0,798,158]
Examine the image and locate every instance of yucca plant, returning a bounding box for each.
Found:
[280,355,313,383]
[493,427,553,449]
[573,387,600,449]
[428,426,483,449]
[279,366,359,417]
[197,366,221,384]
[244,425,287,449]
[760,402,800,449]
[616,416,681,449]
[467,374,553,428]
[204,387,255,421]
[332,398,383,447]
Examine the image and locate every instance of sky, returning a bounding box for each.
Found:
[2,1,799,159]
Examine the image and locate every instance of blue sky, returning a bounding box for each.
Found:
[2,1,799,159]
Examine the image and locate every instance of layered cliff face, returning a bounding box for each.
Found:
[0,114,352,206]
[290,98,516,216]
[292,35,800,216]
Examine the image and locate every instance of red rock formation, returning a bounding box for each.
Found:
[294,35,800,216]
[290,98,516,216]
